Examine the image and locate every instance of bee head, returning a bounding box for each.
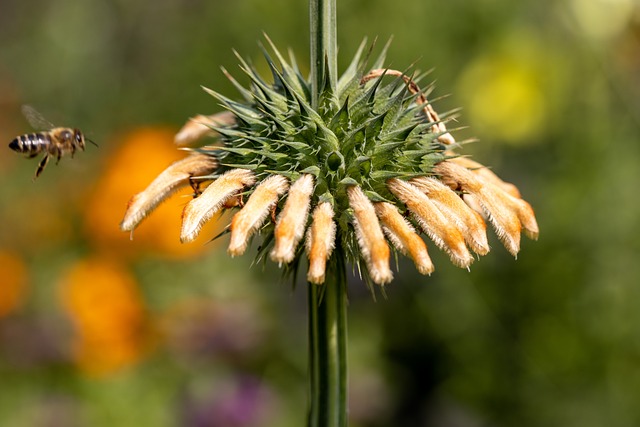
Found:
[73,129,86,150]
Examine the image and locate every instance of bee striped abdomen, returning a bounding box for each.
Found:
[9,133,50,154]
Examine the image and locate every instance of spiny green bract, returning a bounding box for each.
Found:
[198,38,451,274]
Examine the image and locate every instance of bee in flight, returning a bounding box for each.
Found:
[8,105,97,179]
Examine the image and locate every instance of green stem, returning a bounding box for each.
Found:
[309,0,337,108]
[308,246,348,427]
[308,0,345,425]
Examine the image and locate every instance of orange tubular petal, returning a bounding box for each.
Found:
[450,162,539,240]
[174,111,236,146]
[447,155,522,198]
[120,153,218,232]
[387,178,473,269]
[410,177,490,256]
[461,193,481,212]
[228,175,290,256]
[374,202,434,275]
[270,174,315,265]
[434,161,525,256]
[347,186,393,285]
[514,198,539,240]
[180,169,256,243]
[306,202,336,285]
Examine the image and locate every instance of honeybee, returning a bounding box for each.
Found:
[8,105,97,179]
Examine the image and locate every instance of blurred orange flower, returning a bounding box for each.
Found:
[84,127,222,259]
[58,257,152,376]
[0,250,29,317]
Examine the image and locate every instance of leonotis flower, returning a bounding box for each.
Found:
[120,39,538,286]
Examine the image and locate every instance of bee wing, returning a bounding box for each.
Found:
[21,105,56,130]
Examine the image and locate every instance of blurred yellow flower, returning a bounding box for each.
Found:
[58,257,152,376]
[84,127,222,259]
[0,250,29,317]
[457,50,546,145]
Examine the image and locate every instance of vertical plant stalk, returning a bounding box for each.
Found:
[308,246,348,427]
[309,0,337,108]
[309,1,346,425]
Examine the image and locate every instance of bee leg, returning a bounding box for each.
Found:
[28,152,38,159]
[188,177,202,198]
[34,154,50,180]
[55,149,62,165]
[71,145,76,159]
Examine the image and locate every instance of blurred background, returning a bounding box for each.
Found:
[1,0,639,425]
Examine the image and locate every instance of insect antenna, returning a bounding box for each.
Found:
[87,138,99,147]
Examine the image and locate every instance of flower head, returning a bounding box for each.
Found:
[121,39,538,286]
